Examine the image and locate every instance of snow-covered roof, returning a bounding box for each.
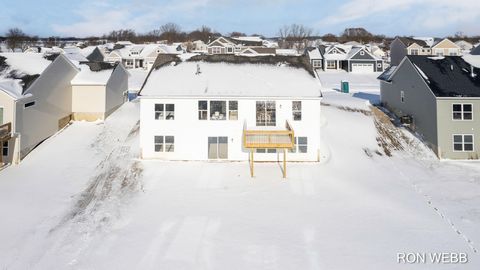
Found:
[462,54,480,68]
[307,48,323,59]
[128,69,149,91]
[71,63,115,85]
[0,53,52,99]
[275,49,301,56]
[231,36,264,42]
[0,79,27,99]
[0,53,51,75]
[141,62,321,98]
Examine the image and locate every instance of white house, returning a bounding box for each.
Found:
[105,44,183,70]
[139,62,322,163]
[0,53,78,164]
[71,62,129,121]
[0,53,129,166]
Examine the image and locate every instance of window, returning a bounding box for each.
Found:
[377,63,382,68]
[289,137,308,153]
[154,136,174,152]
[210,101,226,120]
[312,60,322,68]
[256,101,276,126]
[208,136,228,159]
[327,61,336,69]
[229,101,238,120]
[227,47,233,53]
[400,91,405,103]
[2,141,8,156]
[24,101,35,108]
[360,51,365,55]
[198,100,208,120]
[411,49,419,55]
[452,104,472,120]
[292,101,302,121]
[125,59,134,66]
[155,103,174,120]
[256,148,276,153]
[298,137,308,153]
[212,47,222,54]
[154,104,164,120]
[165,104,175,120]
[453,134,474,152]
[436,51,444,56]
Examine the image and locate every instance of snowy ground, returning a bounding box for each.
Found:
[1,75,480,269]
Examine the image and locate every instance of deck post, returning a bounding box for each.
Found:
[283,149,287,178]
[250,149,254,178]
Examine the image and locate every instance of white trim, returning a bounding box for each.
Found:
[452,134,474,152]
[452,103,473,121]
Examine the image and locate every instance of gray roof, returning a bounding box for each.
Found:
[471,46,480,55]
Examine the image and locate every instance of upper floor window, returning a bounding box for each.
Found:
[155,103,174,120]
[2,141,8,156]
[411,49,419,55]
[198,101,208,120]
[210,101,226,120]
[452,104,472,120]
[453,134,473,152]
[292,101,302,121]
[256,101,276,126]
[229,101,238,120]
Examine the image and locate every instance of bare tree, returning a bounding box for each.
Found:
[278,24,313,51]
[6,28,27,51]
[107,29,137,42]
[187,25,215,43]
[158,23,185,43]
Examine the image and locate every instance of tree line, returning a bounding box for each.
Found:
[2,24,479,52]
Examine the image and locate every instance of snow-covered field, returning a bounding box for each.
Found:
[1,73,480,269]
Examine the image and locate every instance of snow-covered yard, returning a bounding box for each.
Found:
[1,82,480,268]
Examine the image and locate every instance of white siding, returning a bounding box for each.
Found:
[140,98,321,161]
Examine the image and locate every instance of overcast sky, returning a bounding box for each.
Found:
[1,0,479,38]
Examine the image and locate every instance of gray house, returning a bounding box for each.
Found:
[389,37,430,66]
[378,55,480,159]
[343,47,384,73]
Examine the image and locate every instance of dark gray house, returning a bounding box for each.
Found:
[378,55,480,159]
[86,47,105,62]
[471,46,480,56]
[390,37,431,66]
[343,47,384,73]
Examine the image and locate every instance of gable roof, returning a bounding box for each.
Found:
[471,46,480,55]
[396,37,429,47]
[345,47,378,60]
[431,38,459,49]
[87,47,105,62]
[406,56,480,97]
[71,62,118,85]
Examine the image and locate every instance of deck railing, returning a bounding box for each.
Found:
[243,121,295,149]
[0,122,12,141]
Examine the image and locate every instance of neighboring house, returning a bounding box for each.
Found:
[431,38,461,57]
[305,47,323,70]
[71,62,128,121]
[321,45,383,72]
[323,45,348,71]
[238,47,276,57]
[86,47,106,62]
[139,62,322,163]
[0,53,78,164]
[378,55,480,159]
[105,44,182,70]
[191,40,208,53]
[455,40,474,54]
[343,47,384,73]
[207,37,238,55]
[390,37,462,66]
[0,53,129,166]
[470,46,480,56]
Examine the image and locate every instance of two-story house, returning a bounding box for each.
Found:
[378,55,480,159]
[390,37,461,66]
[139,61,322,165]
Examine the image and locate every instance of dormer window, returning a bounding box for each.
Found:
[360,51,365,55]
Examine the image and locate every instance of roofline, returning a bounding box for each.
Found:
[138,95,322,100]
[404,56,439,99]
[24,54,80,95]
